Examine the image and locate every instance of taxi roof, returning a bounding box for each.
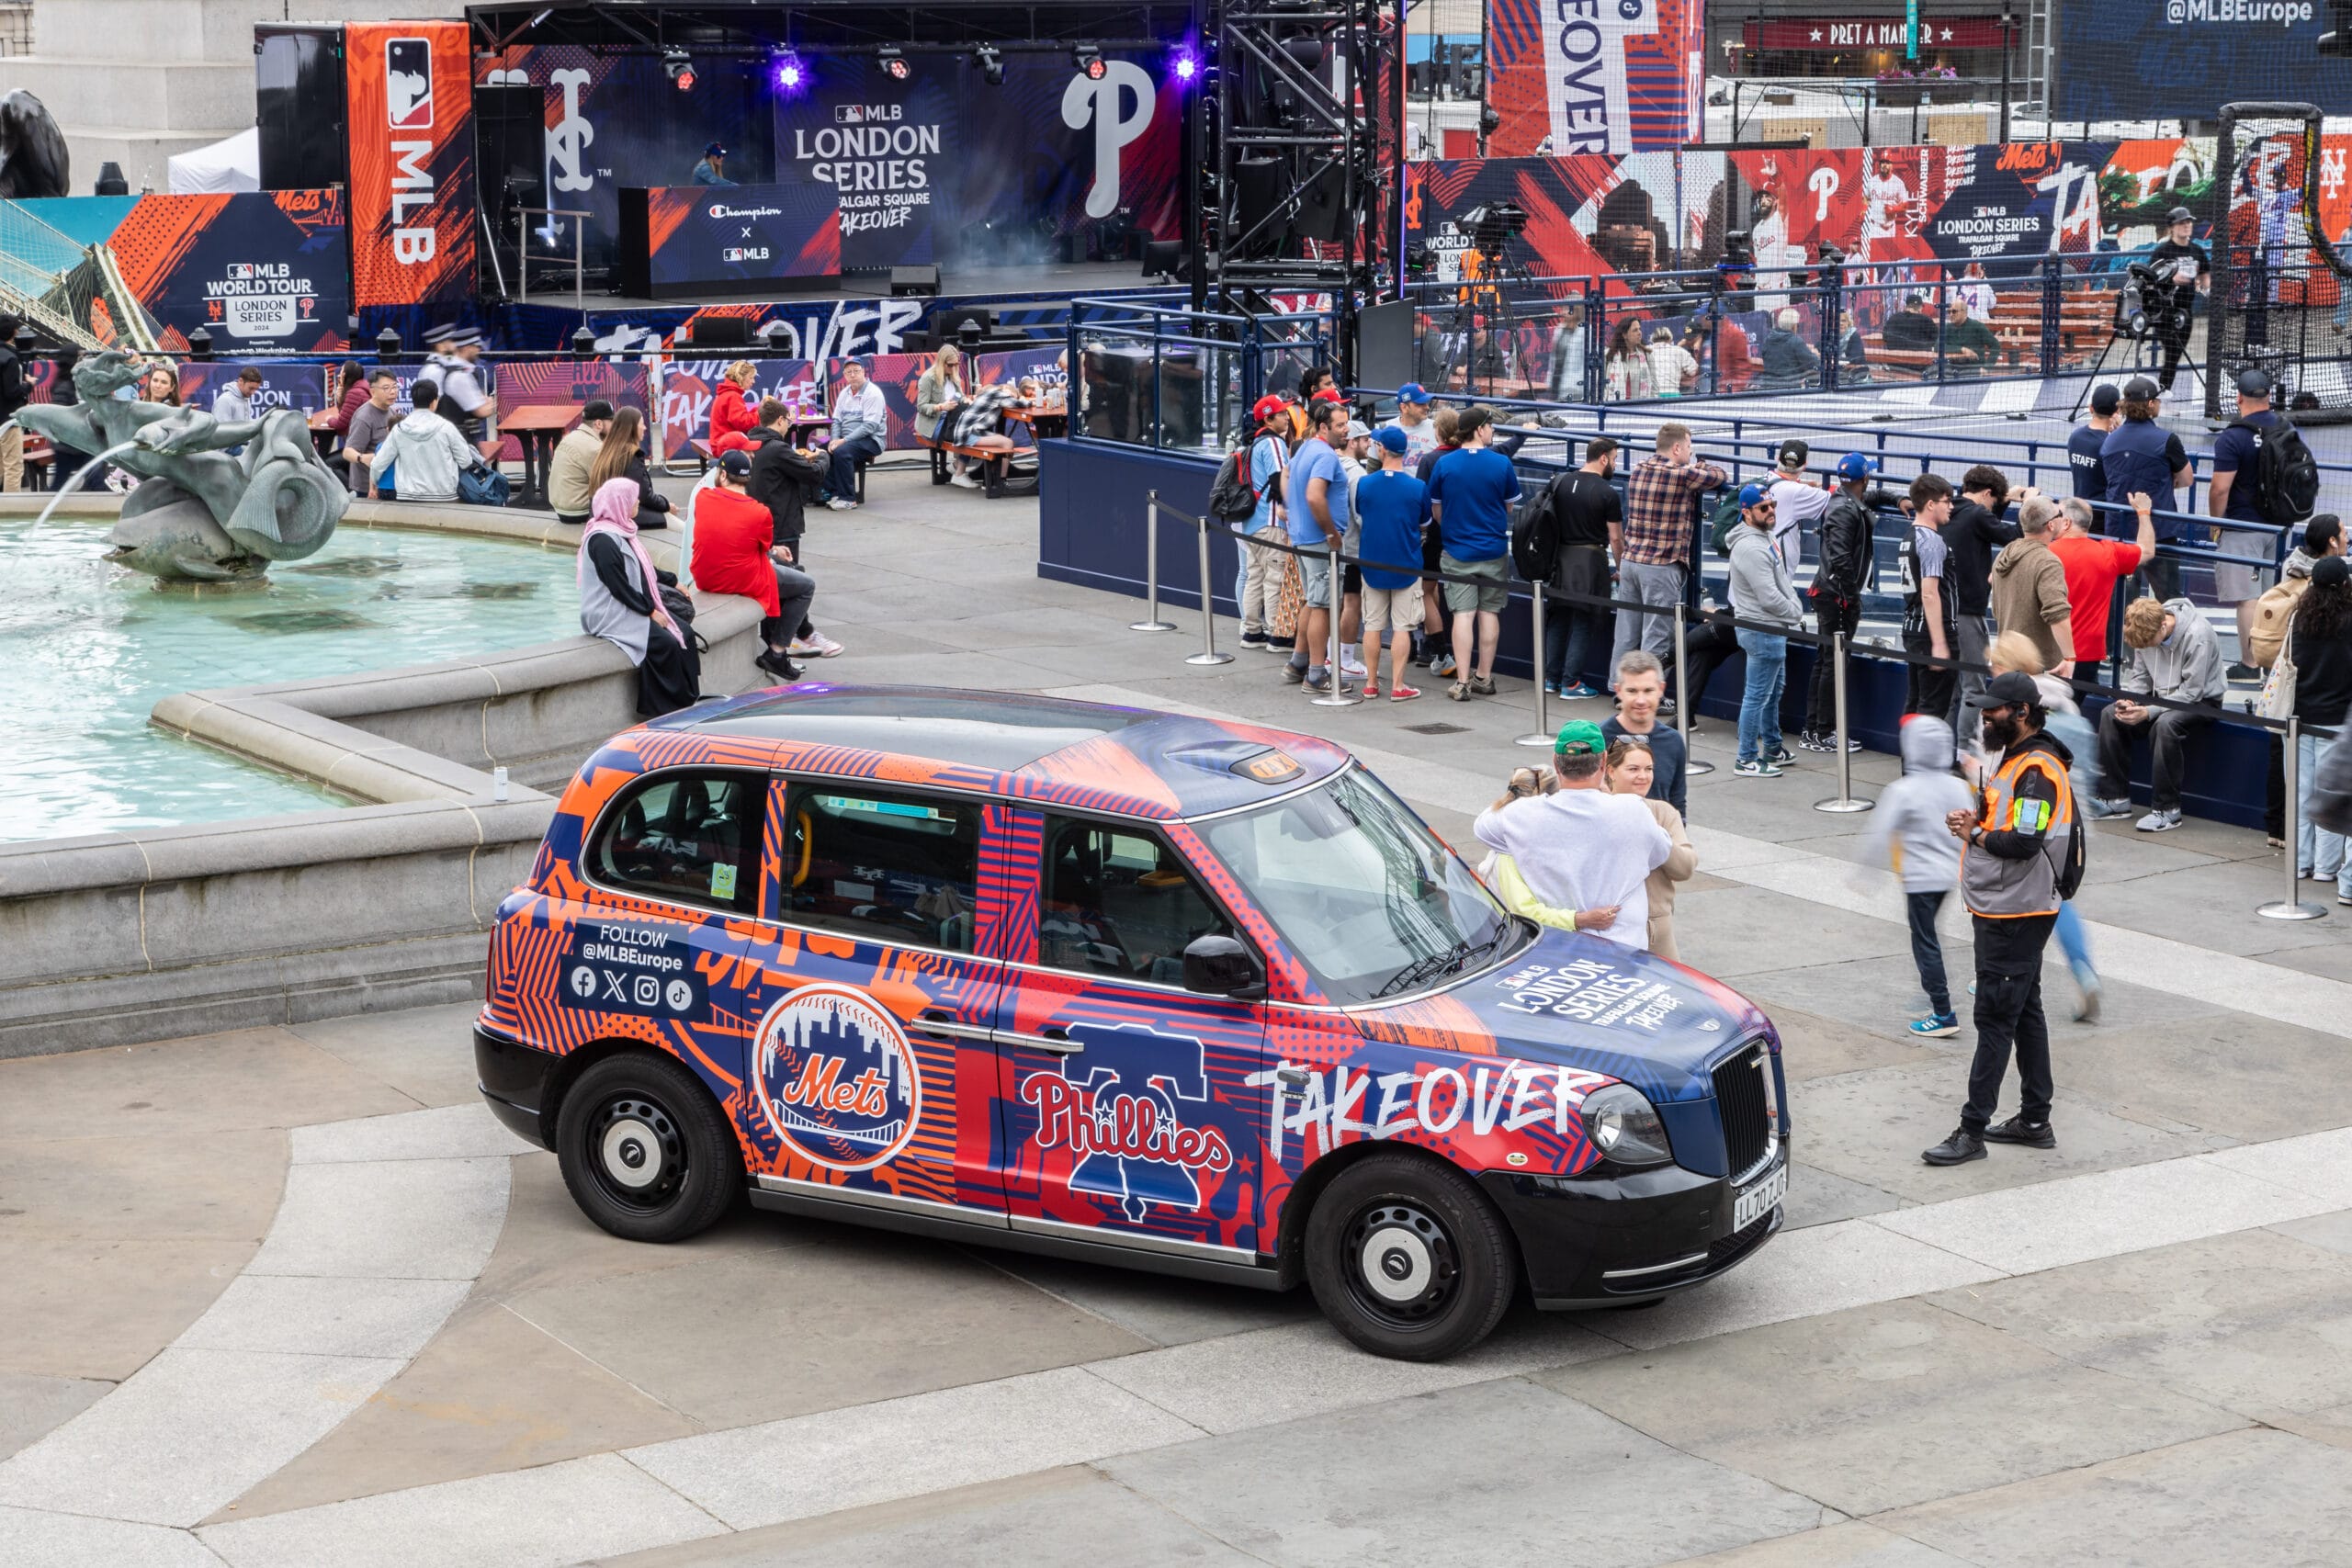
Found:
[642,684,1354,821]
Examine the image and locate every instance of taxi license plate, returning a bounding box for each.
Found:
[1733,1162,1787,1231]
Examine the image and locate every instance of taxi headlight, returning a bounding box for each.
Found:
[1581,1085,1673,1168]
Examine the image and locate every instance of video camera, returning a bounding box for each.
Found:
[1458,200,1528,264]
[2116,255,2190,340]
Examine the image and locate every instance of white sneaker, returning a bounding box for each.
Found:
[947,471,981,489]
[827,498,858,511]
[1339,652,1368,680]
[789,632,843,658]
[2135,807,2182,832]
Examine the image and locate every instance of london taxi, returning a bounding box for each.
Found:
[475,686,1789,1360]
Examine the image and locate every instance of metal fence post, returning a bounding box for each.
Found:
[1516,584,1554,747]
[1186,511,1234,667]
[1310,540,1362,706]
[1130,490,1176,632]
[2259,716,2326,919]
[1674,608,1714,776]
[1813,632,1873,813]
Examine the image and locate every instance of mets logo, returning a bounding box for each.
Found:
[752,984,921,1170]
[1018,1022,1234,1223]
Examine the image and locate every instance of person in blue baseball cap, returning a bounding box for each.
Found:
[1393,382,1439,467]
[1799,452,1903,752]
[1353,425,1430,700]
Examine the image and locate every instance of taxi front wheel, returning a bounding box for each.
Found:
[1305,1153,1517,1361]
[556,1052,742,1244]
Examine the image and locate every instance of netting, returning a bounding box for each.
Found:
[2210,105,2352,423]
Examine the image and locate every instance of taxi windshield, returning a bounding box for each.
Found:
[1196,766,1521,1007]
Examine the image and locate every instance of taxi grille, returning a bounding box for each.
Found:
[1713,1042,1773,1182]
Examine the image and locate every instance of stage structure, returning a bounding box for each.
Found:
[2210,101,2352,423]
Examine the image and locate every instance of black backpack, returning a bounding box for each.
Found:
[2234,414,2321,527]
[1208,441,1281,523]
[1709,488,1745,558]
[1510,478,1563,584]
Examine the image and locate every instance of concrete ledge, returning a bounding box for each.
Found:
[0,498,763,1055]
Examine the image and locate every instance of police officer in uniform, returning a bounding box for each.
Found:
[2098,377,2193,598]
[2143,206,2210,402]
[1922,671,2079,1167]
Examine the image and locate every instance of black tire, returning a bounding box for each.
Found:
[1303,1152,1517,1361]
[555,1051,742,1244]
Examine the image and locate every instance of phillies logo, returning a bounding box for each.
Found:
[753,985,922,1170]
[1018,1023,1234,1223]
[1060,62,1156,220]
[385,39,433,129]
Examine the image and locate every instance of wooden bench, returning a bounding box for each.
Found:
[933,438,1037,499]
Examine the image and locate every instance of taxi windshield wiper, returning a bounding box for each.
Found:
[1370,942,1470,999]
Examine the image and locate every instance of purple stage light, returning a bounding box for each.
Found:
[1173,51,1198,82]
[772,51,807,93]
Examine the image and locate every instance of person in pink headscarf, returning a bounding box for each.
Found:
[578,476,700,716]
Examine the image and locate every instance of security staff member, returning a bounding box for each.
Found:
[2066,383,2120,520]
[2099,376,2194,599]
[1922,671,2078,1168]
[2143,205,2211,400]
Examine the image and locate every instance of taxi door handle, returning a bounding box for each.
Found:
[998,1027,1084,1056]
[1275,1066,1310,1088]
[913,1011,993,1043]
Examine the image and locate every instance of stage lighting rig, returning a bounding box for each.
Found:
[771,49,807,93]
[1074,43,1106,79]
[876,43,909,80]
[1171,49,1199,85]
[974,44,1005,85]
[663,45,694,90]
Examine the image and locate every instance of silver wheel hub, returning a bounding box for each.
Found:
[1359,1224,1432,1303]
[602,1118,664,1189]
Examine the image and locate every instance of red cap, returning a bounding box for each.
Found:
[1309,388,1344,403]
[1250,394,1288,425]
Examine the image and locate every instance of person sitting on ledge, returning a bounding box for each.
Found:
[2086,595,2225,833]
[547,400,614,525]
[367,379,473,504]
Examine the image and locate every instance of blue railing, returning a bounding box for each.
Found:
[1064,296,1331,455]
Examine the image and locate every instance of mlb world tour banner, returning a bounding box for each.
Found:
[0,191,349,352]
[348,20,477,310]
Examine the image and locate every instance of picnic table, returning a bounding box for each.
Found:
[501,404,583,510]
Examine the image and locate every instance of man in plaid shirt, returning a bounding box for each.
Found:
[1612,423,1727,682]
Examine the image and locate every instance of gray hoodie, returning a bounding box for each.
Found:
[2122,596,2226,705]
[1726,521,1803,628]
[1861,716,1975,893]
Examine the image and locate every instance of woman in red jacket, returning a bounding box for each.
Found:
[690,448,818,682]
[707,360,758,450]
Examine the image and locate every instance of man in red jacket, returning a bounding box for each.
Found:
[691,449,816,681]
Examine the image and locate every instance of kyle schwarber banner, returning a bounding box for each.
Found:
[346,20,477,309]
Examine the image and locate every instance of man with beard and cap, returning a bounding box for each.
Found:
[1923,671,2081,1167]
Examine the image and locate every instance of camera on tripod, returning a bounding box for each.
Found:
[2116,256,2190,340]
[1458,201,1528,265]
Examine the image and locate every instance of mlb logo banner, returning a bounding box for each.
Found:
[345,20,476,308]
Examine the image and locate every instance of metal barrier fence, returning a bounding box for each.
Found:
[1064,297,1332,457]
[1125,492,2336,924]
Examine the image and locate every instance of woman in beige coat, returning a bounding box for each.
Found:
[1606,738,1696,959]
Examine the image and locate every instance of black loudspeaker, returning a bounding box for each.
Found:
[691,314,753,348]
[933,305,993,342]
[1354,299,1416,394]
[1140,239,1182,279]
[1231,157,1287,258]
[1292,163,1349,243]
[891,265,941,297]
[255,27,345,191]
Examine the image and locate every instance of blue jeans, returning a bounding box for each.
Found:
[2053,901,2095,982]
[1735,627,1787,763]
[1544,604,1607,691]
[827,433,882,497]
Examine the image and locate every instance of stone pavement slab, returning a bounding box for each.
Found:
[175,1276,472,1360]
[0,1506,226,1568]
[983,1254,1318,1348]
[1102,1377,1830,1568]
[245,1158,509,1280]
[621,1365,1203,1530]
[502,1230,1152,1429]
[0,1234,266,1383]
[0,1028,419,1140]
[198,1451,726,1568]
[288,1102,535,1165]
[1781,1161,1904,1230]
[1544,1298,2245,1517]
[286,1005,484,1110]
[1880,1427,2352,1564]
[0,1373,109,1465]
[1657,1520,1975,1566]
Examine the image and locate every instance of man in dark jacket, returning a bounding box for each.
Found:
[1943,464,2021,733]
[1757,308,1821,388]
[1801,452,1897,750]
[743,398,839,659]
[1882,294,1938,351]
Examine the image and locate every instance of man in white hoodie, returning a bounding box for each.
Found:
[368,380,476,502]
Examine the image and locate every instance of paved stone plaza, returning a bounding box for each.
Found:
[5,464,2351,1567]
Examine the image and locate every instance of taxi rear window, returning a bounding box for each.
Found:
[781,784,980,953]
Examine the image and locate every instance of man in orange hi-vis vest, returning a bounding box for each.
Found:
[1922,671,2081,1168]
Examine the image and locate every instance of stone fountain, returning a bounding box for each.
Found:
[17,347,348,581]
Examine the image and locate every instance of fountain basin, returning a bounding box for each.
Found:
[0,493,761,1055]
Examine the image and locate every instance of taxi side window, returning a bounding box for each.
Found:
[590,771,764,916]
[1038,818,1234,985]
[780,785,980,953]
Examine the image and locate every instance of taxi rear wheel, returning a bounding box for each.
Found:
[1304,1153,1516,1361]
[556,1052,741,1244]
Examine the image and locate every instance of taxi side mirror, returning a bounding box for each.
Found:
[1182,932,1262,999]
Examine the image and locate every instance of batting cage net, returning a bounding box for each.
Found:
[2211,103,2352,423]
